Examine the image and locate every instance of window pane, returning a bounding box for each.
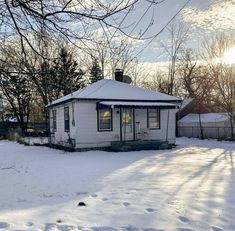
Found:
[100,110,111,118]
[148,109,160,128]
[64,107,70,131]
[52,110,56,130]
[122,109,132,124]
[99,109,112,130]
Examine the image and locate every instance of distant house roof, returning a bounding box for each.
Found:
[179,113,230,124]
[47,79,181,107]
[180,98,194,110]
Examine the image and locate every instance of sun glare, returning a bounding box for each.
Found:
[223,46,235,65]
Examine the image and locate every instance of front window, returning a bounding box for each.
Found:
[148,108,160,129]
[122,109,133,125]
[64,107,70,132]
[52,110,57,132]
[98,108,112,131]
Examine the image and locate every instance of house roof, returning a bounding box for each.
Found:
[179,113,230,124]
[47,79,181,107]
[180,98,194,110]
[99,101,176,107]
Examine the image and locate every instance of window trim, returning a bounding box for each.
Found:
[147,108,161,130]
[64,106,70,132]
[97,108,113,132]
[52,109,57,132]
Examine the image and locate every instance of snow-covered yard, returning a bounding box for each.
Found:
[0,138,235,231]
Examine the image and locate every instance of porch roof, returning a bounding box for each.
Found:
[98,101,177,109]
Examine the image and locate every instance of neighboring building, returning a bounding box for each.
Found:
[46,79,180,151]
[178,113,235,139]
[177,98,210,120]
[176,98,211,137]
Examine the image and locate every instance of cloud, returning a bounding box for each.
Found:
[182,0,235,33]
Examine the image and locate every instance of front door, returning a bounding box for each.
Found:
[122,108,134,141]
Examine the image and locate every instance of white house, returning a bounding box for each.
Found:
[46,79,180,151]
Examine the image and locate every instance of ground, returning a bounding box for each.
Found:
[0,138,235,231]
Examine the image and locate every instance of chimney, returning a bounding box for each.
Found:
[114,69,124,82]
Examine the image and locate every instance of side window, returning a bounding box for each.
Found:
[64,106,70,132]
[52,110,57,132]
[98,108,112,131]
[147,108,160,129]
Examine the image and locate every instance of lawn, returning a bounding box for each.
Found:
[0,138,235,231]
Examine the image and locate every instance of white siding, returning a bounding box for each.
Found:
[49,100,177,148]
[135,108,176,144]
[49,101,77,146]
[76,101,120,148]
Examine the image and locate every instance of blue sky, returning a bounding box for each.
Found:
[122,0,235,63]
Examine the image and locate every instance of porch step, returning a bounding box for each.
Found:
[110,140,172,152]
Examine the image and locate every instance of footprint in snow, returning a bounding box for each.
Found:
[45,223,77,231]
[91,194,98,198]
[0,222,10,229]
[123,202,131,207]
[178,216,190,224]
[17,198,27,203]
[122,225,140,231]
[76,192,88,196]
[102,198,108,201]
[176,228,193,231]
[145,208,155,213]
[142,229,165,231]
[211,226,224,231]
[26,222,34,227]
[92,227,117,231]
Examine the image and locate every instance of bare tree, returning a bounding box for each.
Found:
[203,34,235,140]
[178,49,215,139]
[0,45,32,135]
[161,20,189,95]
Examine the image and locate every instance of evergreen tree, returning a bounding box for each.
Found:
[51,46,85,98]
[89,58,103,83]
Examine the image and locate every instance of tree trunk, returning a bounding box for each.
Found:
[230,116,234,140]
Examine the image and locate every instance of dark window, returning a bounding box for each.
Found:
[148,108,160,129]
[52,110,57,132]
[98,108,112,131]
[64,107,70,132]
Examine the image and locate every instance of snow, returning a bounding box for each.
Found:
[179,113,230,124]
[47,79,180,107]
[0,138,235,230]
[99,101,176,107]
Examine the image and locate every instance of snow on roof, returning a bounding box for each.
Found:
[179,113,230,124]
[180,98,194,110]
[99,101,176,107]
[47,79,180,107]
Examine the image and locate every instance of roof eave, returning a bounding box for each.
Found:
[46,97,182,108]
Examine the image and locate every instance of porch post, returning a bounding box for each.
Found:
[166,109,170,141]
[120,107,122,142]
[133,108,136,141]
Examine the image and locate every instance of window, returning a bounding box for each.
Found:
[52,110,57,132]
[98,108,112,131]
[147,108,160,129]
[64,107,70,132]
[122,109,133,125]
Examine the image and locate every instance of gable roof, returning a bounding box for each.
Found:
[180,98,194,110]
[47,79,180,107]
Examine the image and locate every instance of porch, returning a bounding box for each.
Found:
[97,101,177,145]
[110,140,174,152]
